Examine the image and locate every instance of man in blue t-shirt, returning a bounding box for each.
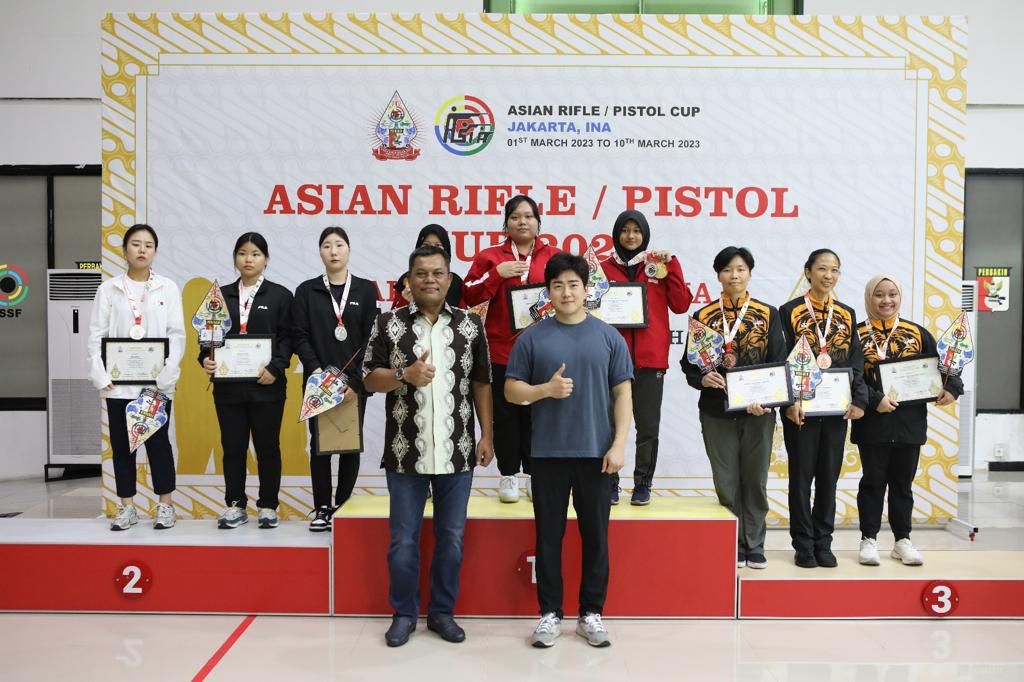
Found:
[505,252,633,649]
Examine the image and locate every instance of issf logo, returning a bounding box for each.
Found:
[0,263,29,307]
[434,95,496,156]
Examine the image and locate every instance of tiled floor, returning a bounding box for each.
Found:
[1,471,1022,680]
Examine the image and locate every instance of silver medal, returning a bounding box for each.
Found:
[129,324,146,340]
[334,325,348,342]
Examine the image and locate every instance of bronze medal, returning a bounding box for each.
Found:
[816,352,832,369]
[722,352,738,369]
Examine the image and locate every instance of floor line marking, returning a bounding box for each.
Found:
[192,614,256,681]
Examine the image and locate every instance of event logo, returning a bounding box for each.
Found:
[0,263,29,310]
[435,94,496,156]
[372,91,422,161]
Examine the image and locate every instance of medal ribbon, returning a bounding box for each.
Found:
[323,271,352,331]
[612,250,648,268]
[870,317,901,361]
[803,293,835,355]
[718,294,751,354]
[122,273,152,329]
[238,276,264,334]
[513,240,534,284]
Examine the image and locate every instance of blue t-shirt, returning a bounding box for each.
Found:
[505,314,633,459]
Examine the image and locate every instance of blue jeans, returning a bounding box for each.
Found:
[386,469,473,618]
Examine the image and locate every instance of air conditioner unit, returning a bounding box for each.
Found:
[956,280,979,477]
[46,270,102,474]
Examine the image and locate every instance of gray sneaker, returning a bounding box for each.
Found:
[218,503,248,529]
[576,612,610,647]
[110,504,138,531]
[530,612,561,648]
[258,507,279,529]
[154,502,176,529]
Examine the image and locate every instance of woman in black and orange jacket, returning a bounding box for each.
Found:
[681,246,785,569]
[602,210,692,505]
[779,248,868,569]
[461,195,559,503]
[852,274,961,567]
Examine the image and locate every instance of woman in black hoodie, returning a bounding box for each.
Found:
[292,227,380,531]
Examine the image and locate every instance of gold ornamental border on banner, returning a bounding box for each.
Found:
[101,14,966,523]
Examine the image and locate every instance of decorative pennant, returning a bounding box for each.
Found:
[583,246,610,311]
[936,311,975,377]
[685,317,725,374]
[125,387,170,452]
[528,288,556,323]
[192,280,232,350]
[787,335,823,401]
[299,365,349,422]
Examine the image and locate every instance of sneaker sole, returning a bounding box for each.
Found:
[218,518,249,529]
[576,630,610,647]
[531,638,557,648]
[630,499,650,506]
[859,557,881,566]
[153,522,175,530]
[110,524,131,531]
[891,552,923,566]
[259,520,279,528]
[309,525,331,533]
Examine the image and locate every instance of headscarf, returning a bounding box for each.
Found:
[416,224,453,259]
[863,274,903,321]
[611,210,651,280]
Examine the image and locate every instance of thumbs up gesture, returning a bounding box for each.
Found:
[404,350,436,388]
[546,363,573,399]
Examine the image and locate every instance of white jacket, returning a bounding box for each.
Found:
[87,273,186,399]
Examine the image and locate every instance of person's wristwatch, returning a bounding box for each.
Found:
[394,366,406,384]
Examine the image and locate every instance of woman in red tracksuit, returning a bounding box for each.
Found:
[462,195,559,503]
[601,210,692,505]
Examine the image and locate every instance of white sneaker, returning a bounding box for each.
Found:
[153,502,176,529]
[891,538,923,566]
[531,612,561,648]
[858,537,881,566]
[218,503,248,529]
[499,475,520,503]
[576,612,610,648]
[110,504,138,531]
[524,475,532,502]
[258,507,279,529]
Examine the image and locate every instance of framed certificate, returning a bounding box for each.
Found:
[506,284,549,332]
[590,283,649,328]
[724,362,792,412]
[212,334,274,382]
[877,354,943,405]
[101,338,169,385]
[803,368,853,417]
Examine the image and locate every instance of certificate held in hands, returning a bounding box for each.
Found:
[803,368,853,417]
[102,338,168,385]
[724,362,792,412]
[878,354,943,405]
[213,334,273,382]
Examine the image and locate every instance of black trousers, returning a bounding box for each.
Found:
[611,367,665,489]
[782,416,848,553]
[532,457,611,618]
[309,396,367,509]
[107,398,176,499]
[857,443,920,541]
[215,398,285,509]
[492,363,532,476]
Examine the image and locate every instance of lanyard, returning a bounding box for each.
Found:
[718,294,751,353]
[870,317,901,360]
[513,240,534,283]
[323,271,352,328]
[803,293,835,354]
[122,273,152,327]
[238,276,264,334]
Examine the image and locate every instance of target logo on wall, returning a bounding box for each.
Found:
[0,264,29,308]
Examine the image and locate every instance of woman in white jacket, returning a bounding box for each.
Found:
[87,224,186,531]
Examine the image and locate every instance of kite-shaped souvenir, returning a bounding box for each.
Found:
[192,280,232,357]
[583,246,610,311]
[528,288,556,323]
[685,317,725,374]
[936,310,975,378]
[787,335,824,401]
[125,387,170,452]
[299,365,349,422]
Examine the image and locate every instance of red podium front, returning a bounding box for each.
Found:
[332,495,738,617]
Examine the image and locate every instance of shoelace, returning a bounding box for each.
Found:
[582,614,606,632]
[536,614,560,633]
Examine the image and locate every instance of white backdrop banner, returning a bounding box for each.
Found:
[101,14,966,525]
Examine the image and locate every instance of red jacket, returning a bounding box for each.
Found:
[461,239,559,365]
[601,255,693,370]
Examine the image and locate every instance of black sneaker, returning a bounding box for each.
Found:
[630,484,651,506]
[815,548,838,568]
[794,550,818,568]
[309,506,332,532]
